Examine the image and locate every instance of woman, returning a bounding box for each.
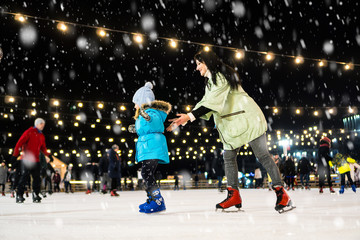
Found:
[167,50,294,213]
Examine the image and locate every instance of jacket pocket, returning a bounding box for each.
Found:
[220,114,248,138]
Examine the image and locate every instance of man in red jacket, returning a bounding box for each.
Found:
[11,118,53,203]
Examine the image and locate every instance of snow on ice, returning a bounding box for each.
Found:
[1,189,360,240]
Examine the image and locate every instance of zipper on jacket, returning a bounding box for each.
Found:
[220,110,245,119]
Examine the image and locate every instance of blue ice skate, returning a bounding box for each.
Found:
[351,184,356,193]
[339,185,345,194]
[139,191,151,213]
[144,188,166,214]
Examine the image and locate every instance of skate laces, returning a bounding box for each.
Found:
[274,187,283,204]
[220,189,234,204]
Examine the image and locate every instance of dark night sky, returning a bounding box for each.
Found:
[1,0,360,174]
[1,1,360,128]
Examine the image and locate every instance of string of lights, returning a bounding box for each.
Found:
[1,95,358,117]
[1,11,358,70]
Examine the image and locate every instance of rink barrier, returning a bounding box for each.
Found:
[1,174,346,193]
[62,174,342,192]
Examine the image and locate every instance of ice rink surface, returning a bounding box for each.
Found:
[1,188,359,240]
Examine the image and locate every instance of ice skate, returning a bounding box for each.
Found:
[351,184,356,193]
[319,187,323,194]
[339,185,345,194]
[144,188,166,214]
[32,192,42,203]
[215,187,242,212]
[86,189,91,194]
[1,191,5,196]
[16,194,25,203]
[330,187,335,193]
[139,191,151,213]
[273,186,295,214]
[110,190,119,197]
[10,191,15,198]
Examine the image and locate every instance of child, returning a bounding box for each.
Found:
[129,82,171,213]
[332,153,356,194]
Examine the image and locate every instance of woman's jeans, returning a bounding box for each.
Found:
[223,134,282,189]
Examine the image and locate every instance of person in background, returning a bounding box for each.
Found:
[354,167,360,186]
[317,137,335,193]
[348,156,360,186]
[174,173,179,191]
[332,153,356,194]
[8,166,18,198]
[254,161,263,189]
[84,161,94,194]
[108,144,121,197]
[99,149,110,194]
[63,165,73,193]
[298,154,312,190]
[52,170,61,192]
[0,160,8,196]
[283,156,296,191]
[10,118,53,203]
[194,174,199,188]
[92,161,99,192]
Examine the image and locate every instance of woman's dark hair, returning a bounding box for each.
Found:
[194,50,241,90]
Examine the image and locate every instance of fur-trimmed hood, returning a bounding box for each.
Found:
[134,100,172,119]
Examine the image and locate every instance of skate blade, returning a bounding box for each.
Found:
[144,209,166,214]
[277,206,296,214]
[277,201,296,214]
[144,207,167,214]
[216,207,243,213]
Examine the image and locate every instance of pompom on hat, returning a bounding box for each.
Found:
[132,82,155,107]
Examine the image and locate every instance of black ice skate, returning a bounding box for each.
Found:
[273,186,296,214]
[32,192,42,203]
[16,194,25,203]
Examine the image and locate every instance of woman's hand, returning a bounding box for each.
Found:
[166,113,190,131]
